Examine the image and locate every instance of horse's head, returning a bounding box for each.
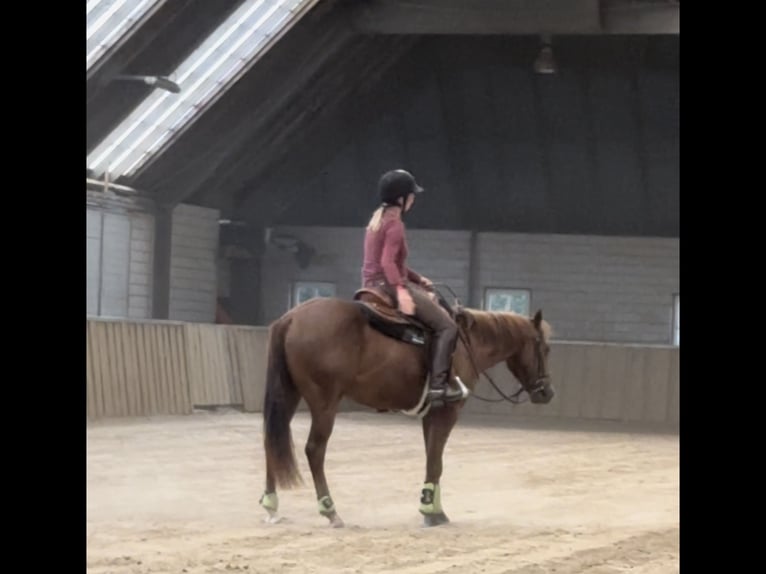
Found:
[456,307,555,404]
[505,310,554,404]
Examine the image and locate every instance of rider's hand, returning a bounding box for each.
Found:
[397,286,416,315]
[420,277,434,290]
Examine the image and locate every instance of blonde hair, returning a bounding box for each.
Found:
[366,205,386,232]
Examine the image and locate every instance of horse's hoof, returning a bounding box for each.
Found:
[263,514,285,524]
[328,514,345,528]
[422,512,450,527]
[263,511,285,524]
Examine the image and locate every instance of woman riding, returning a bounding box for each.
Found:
[361,169,465,405]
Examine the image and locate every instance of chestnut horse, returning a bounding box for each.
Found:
[259,294,554,527]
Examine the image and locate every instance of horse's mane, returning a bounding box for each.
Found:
[461,308,553,346]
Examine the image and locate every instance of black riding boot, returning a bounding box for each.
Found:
[426,329,466,404]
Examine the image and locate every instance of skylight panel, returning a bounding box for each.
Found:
[87,0,318,179]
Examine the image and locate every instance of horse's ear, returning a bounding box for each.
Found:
[455,306,475,330]
[532,309,543,329]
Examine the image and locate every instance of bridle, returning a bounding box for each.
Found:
[529,334,551,395]
[430,284,550,405]
[460,329,550,404]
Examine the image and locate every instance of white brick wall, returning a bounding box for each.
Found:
[100,213,131,317]
[86,209,102,315]
[169,204,220,323]
[405,229,472,304]
[259,227,364,321]
[86,201,219,323]
[259,226,679,344]
[476,233,679,343]
[127,212,154,318]
[87,206,155,319]
[259,226,472,323]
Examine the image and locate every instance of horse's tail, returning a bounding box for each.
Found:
[263,316,303,489]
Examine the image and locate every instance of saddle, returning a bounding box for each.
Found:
[353,287,464,416]
[353,288,430,346]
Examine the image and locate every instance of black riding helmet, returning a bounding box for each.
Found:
[378,169,424,206]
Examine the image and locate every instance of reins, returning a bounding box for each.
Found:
[431,284,530,405]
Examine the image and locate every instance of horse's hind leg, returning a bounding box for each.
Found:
[305,403,344,528]
[420,404,459,527]
[261,389,301,524]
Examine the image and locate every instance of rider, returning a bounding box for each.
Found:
[361,169,465,404]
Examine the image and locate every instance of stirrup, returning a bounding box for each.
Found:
[428,376,470,403]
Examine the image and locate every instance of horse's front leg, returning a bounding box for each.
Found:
[419,404,459,527]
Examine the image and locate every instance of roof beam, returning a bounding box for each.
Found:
[88,0,323,182]
[87,0,198,103]
[87,0,169,80]
[86,0,244,153]
[208,36,417,214]
[351,0,602,35]
[234,38,421,223]
[351,0,678,35]
[603,1,679,34]
[141,15,356,207]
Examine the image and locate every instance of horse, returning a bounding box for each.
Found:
[259,289,555,527]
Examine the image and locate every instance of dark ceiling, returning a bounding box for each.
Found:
[86,0,678,225]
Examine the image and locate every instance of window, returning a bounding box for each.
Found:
[87,0,317,179]
[672,294,679,345]
[484,288,531,316]
[292,281,336,307]
[87,0,164,72]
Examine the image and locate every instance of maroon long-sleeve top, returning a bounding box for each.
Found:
[362,210,423,288]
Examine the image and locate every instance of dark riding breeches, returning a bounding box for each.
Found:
[408,286,458,387]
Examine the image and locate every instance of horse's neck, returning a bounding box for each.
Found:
[458,327,520,382]
[469,342,512,373]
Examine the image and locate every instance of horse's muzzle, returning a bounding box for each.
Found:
[530,383,555,404]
